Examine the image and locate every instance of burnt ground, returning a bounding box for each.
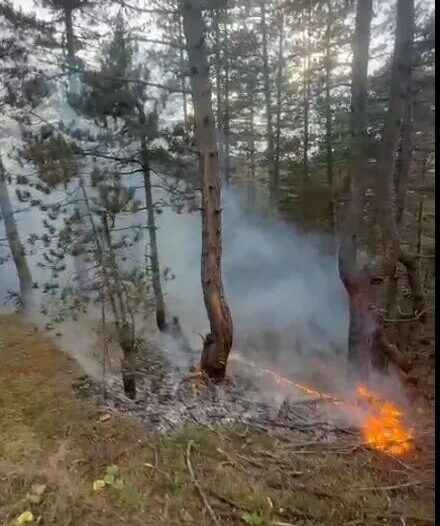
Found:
[0,314,435,526]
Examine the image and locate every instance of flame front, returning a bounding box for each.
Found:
[356,385,414,456]
[230,354,414,457]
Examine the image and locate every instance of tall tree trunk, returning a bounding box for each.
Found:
[213,8,223,159]
[260,0,275,196]
[376,0,425,319]
[274,4,284,190]
[79,179,135,398]
[63,6,80,98]
[324,0,335,232]
[338,0,373,389]
[181,0,233,381]
[222,8,231,185]
[302,3,311,182]
[177,2,189,126]
[385,85,415,335]
[0,156,33,310]
[247,93,257,208]
[138,106,167,332]
[416,156,426,256]
[395,97,414,226]
[101,213,136,399]
[249,95,256,183]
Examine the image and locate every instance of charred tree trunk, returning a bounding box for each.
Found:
[181,0,233,381]
[260,0,275,196]
[0,156,33,310]
[138,106,167,332]
[376,0,425,320]
[338,0,373,389]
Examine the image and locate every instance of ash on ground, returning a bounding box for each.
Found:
[74,335,350,435]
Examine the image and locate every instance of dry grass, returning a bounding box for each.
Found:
[0,315,434,526]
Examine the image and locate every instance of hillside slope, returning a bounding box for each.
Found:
[0,315,434,526]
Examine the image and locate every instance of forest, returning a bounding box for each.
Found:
[0,0,435,525]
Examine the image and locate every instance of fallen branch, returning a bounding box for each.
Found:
[186,440,220,526]
[356,480,421,491]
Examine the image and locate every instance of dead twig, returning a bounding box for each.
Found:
[208,490,253,512]
[186,439,220,526]
[356,480,421,491]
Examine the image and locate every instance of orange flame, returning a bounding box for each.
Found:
[355,385,414,456]
[230,354,414,456]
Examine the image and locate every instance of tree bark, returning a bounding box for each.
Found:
[63,6,81,98]
[324,0,335,232]
[302,1,311,181]
[0,156,33,311]
[181,0,233,381]
[385,83,415,337]
[260,0,275,196]
[274,5,284,190]
[222,8,231,185]
[177,2,189,126]
[376,0,425,319]
[338,0,373,389]
[138,105,167,332]
[213,8,223,155]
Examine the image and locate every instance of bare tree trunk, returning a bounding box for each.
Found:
[376,0,425,319]
[0,156,33,310]
[302,2,311,181]
[79,179,136,398]
[338,0,373,389]
[247,93,257,208]
[395,97,414,226]
[249,95,256,183]
[181,0,233,381]
[222,9,231,185]
[213,8,223,164]
[416,156,427,255]
[260,0,275,196]
[177,2,189,126]
[324,0,335,232]
[138,106,167,332]
[101,213,127,323]
[274,5,284,190]
[385,85,415,339]
[63,6,81,98]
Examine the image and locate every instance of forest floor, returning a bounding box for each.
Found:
[0,315,435,526]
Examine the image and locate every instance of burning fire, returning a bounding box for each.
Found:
[230,354,414,456]
[355,385,414,456]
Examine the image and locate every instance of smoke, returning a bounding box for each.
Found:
[1,152,349,393]
[157,187,349,391]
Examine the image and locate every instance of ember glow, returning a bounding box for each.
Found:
[230,354,414,456]
[355,385,414,456]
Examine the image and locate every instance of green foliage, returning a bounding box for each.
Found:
[241,512,264,525]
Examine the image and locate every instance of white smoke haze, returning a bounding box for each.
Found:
[0,83,352,401]
[1,153,349,397]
